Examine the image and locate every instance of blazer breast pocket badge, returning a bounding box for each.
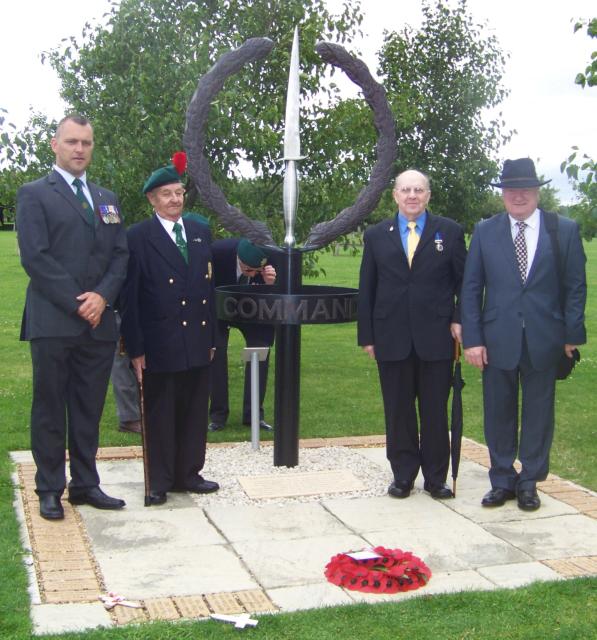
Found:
[98,205,121,224]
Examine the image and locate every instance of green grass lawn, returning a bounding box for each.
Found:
[0,231,595,639]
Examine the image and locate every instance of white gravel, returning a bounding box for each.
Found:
[196,443,390,507]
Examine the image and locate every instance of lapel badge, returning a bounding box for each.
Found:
[192,237,202,242]
[434,232,444,252]
[389,225,394,232]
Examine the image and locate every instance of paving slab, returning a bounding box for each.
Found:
[486,514,597,560]
[477,562,562,588]
[268,582,354,611]
[31,603,113,635]
[96,543,258,599]
[205,502,349,542]
[233,534,370,589]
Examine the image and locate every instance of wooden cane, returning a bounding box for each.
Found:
[138,373,152,507]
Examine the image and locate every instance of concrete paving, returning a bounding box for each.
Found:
[10,438,597,635]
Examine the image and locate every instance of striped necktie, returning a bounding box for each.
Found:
[72,178,95,225]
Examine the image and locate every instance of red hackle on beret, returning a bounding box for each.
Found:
[171,151,187,176]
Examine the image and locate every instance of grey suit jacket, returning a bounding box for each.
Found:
[17,170,129,341]
[461,210,586,370]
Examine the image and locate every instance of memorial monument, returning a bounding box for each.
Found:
[184,30,397,466]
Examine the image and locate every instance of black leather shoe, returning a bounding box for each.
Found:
[68,487,126,510]
[173,477,220,494]
[243,420,274,431]
[388,480,413,499]
[426,483,454,499]
[517,489,541,511]
[147,491,167,506]
[481,488,516,507]
[208,422,224,432]
[39,494,64,520]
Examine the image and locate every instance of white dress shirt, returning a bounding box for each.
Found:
[155,213,186,244]
[54,165,94,208]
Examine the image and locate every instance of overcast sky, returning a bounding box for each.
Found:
[1,0,595,203]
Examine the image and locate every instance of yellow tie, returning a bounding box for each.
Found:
[407,221,419,267]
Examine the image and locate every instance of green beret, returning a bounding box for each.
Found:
[238,238,267,268]
[182,211,210,226]
[142,165,182,194]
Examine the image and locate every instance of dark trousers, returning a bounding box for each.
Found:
[143,366,210,493]
[483,335,557,492]
[209,322,273,425]
[377,352,452,487]
[30,335,115,495]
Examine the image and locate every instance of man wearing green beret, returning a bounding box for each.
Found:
[120,155,219,505]
[209,238,277,432]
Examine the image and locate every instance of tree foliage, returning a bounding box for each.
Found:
[561,17,597,240]
[1,0,510,241]
[377,0,510,230]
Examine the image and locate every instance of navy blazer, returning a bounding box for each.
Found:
[461,210,586,370]
[17,170,128,341]
[121,215,216,373]
[358,212,467,361]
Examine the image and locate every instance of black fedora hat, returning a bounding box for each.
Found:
[490,158,551,189]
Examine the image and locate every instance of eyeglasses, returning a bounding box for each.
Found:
[396,187,428,195]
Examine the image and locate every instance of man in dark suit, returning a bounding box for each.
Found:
[358,169,466,500]
[461,158,586,511]
[120,157,219,505]
[17,114,129,520]
[208,238,276,432]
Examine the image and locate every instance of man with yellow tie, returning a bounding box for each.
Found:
[358,169,467,500]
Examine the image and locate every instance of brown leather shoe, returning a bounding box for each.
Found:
[119,420,142,434]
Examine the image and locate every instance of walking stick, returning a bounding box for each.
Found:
[137,373,152,507]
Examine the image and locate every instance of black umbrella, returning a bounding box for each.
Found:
[450,341,465,497]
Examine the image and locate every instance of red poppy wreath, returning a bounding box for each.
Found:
[324,546,431,594]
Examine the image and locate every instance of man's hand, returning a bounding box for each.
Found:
[131,355,146,383]
[464,346,488,371]
[362,345,375,360]
[76,291,107,328]
[262,264,276,285]
[450,322,462,344]
[564,344,578,358]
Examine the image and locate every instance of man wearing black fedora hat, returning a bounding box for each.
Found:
[461,158,586,511]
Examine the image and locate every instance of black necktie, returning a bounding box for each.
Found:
[514,221,528,283]
[72,178,95,225]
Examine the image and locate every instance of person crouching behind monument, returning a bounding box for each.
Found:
[120,155,219,505]
[208,238,277,432]
[357,169,467,500]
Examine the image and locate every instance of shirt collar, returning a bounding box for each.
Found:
[54,164,88,187]
[508,208,540,230]
[396,210,427,232]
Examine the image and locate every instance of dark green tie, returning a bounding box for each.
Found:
[173,222,188,263]
[72,178,95,225]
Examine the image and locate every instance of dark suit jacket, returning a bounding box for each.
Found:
[461,210,586,371]
[17,170,128,341]
[121,215,216,373]
[358,212,467,361]
[211,238,275,347]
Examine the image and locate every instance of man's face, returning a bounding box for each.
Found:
[501,188,540,220]
[51,120,94,177]
[147,183,184,221]
[238,259,264,278]
[393,170,431,220]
